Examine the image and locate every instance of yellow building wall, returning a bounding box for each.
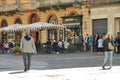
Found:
[7,0,16,4]
[91,5,120,37]
[20,0,31,10]
[41,30,47,43]
[0,0,90,42]
[0,1,1,5]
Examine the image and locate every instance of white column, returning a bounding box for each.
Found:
[108,16,115,36]
[0,32,1,42]
[58,30,59,41]
[115,19,120,35]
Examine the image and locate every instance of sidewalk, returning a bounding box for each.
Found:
[0,66,120,80]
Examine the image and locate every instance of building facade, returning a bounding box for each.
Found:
[91,0,120,37]
[0,0,90,43]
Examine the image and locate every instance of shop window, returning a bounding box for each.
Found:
[2,0,6,6]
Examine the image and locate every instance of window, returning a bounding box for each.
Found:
[48,15,58,24]
[15,18,22,24]
[1,20,8,27]
[2,0,6,7]
[31,0,36,9]
[1,20,8,41]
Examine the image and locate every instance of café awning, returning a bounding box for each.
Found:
[63,23,80,26]
[0,24,25,32]
[0,22,65,32]
[27,22,65,31]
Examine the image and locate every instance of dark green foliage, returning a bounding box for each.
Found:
[68,44,76,52]
[13,45,21,53]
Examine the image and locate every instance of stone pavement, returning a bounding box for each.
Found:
[0,51,120,72]
[0,51,120,80]
[0,66,120,80]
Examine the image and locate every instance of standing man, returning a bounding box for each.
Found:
[46,39,51,53]
[20,30,37,72]
[78,33,84,52]
[85,34,89,51]
[93,33,99,52]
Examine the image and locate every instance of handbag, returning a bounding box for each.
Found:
[108,42,114,50]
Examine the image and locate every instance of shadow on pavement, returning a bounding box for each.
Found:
[0,68,12,69]
[9,71,25,74]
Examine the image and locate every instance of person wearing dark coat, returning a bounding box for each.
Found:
[52,40,59,54]
[93,33,99,52]
[78,33,84,52]
[114,33,120,54]
[35,40,41,53]
[46,39,51,53]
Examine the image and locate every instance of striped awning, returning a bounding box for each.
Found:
[27,22,65,31]
[0,22,65,32]
[0,24,25,32]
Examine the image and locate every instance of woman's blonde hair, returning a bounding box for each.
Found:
[106,32,111,38]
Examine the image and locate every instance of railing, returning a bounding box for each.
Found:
[91,0,120,6]
[0,4,17,12]
[0,0,91,12]
[38,0,83,7]
[30,1,40,9]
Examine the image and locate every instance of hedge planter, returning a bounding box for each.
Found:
[68,44,76,53]
[13,45,21,55]
[15,52,21,56]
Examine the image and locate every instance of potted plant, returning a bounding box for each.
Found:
[68,43,76,53]
[13,45,21,55]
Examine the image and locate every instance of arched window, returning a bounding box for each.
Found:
[1,20,8,27]
[48,15,58,40]
[15,18,22,24]
[48,15,58,24]
[1,20,8,41]
[30,14,39,23]
[29,14,40,41]
[69,12,78,16]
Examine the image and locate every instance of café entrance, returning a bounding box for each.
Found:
[61,15,83,44]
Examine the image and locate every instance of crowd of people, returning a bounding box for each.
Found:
[0,40,15,54]
[1,31,120,71]
[33,32,120,55]
[34,32,117,69]
[1,32,120,55]
[79,32,120,55]
[35,39,70,54]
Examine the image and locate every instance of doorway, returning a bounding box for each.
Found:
[92,19,107,36]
